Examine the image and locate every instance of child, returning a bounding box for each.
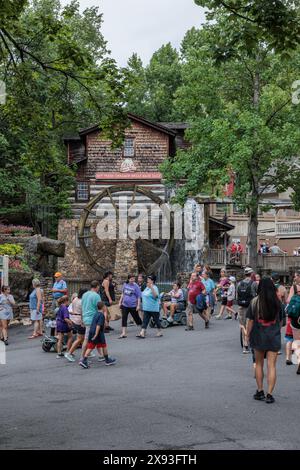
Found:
[79,301,116,369]
[56,296,73,359]
[224,276,238,320]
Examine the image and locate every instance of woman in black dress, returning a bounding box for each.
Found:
[246,277,283,404]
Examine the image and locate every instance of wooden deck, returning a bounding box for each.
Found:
[205,249,300,274]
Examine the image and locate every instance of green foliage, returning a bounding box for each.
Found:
[0,0,127,226]
[0,243,23,256]
[195,0,300,55]
[162,9,300,266]
[123,44,183,121]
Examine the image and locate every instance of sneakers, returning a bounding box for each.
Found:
[286,359,293,365]
[215,315,222,320]
[79,358,90,369]
[243,347,251,354]
[98,356,105,362]
[224,315,232,320]
[64,352,76,362]
[167,316,174,323]
[253,390,265,401]
[105,357,116,366]
[266,393,275,404]
[56,353,64,359]
[185,325,194,331]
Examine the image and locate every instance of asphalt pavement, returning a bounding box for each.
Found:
[0,314,299,450]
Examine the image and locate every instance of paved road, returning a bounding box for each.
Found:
[0,315,299,450]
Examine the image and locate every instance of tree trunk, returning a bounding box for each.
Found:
[247,200,259,271]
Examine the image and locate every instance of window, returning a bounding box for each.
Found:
[76,227,91,248]
[124,137,135,157]
[76,181,89,201]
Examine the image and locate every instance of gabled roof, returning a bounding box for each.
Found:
[209,216,235,231]
[78,113,177,138]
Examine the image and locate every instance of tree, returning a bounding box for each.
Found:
[123,43,182,122]
[162,20,300,269]
[195,0,300,54]
[0,0,127,231]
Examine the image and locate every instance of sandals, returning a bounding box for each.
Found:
[118,335,127,339]
[136,334,145,339]
[28,334,39,339]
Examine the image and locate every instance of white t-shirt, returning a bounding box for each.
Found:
[227,284,236,302]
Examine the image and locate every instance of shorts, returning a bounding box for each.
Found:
[186,302,198,315]
[72,323,86,336]
[56,325,71,334]
[285,335,293,343]
[0,311,13,321]
[227,300,233,308]
[87,341,107,350]
[238,306,247,328]
[30,309,43,321]
[221,297,228,306]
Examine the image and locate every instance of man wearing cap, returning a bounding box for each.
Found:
[237,267,257,353]
[52,273,68,313]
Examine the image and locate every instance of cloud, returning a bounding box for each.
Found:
[60,0,205,65]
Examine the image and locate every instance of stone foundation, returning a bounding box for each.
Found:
[57,219,117,280]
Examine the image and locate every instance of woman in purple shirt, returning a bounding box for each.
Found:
[118,274,142,338]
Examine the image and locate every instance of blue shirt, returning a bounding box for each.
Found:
[88,311,106,344]
[53,280,67,299]
[81,290,101,326]
[202,278,215,294]
[142,286,160,313]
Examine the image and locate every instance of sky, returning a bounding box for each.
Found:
[61,0,206,65]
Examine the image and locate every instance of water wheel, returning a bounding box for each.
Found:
[78,184,175,276]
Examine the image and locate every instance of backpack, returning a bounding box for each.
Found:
[287,294,300,329]
[196,293,207,311]
[237,280,254,307]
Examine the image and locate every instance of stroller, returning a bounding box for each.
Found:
[41,319,70,353]
[41,319,58,352]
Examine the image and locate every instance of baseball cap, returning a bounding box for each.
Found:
[229,276,236,282]
[271,272,280,282]
[54,272,62,278]
[244,267,253,275]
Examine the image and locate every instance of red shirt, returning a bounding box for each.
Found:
[188,280,205,305]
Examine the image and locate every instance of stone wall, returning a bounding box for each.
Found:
[57,219,117,280]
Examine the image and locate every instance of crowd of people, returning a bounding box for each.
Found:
[1,265,300,401]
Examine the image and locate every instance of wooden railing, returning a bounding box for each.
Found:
[257,254,300,272]
[276,221,300,236]
[205,250,300,272]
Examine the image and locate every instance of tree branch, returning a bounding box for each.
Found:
[265,98,291,126]
[220,1,256,23]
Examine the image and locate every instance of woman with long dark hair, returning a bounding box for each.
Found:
[246,277,283,404]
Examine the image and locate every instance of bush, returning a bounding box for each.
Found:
[0,243,23,256]
[0,224,33,236]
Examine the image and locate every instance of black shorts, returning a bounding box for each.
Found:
[221,297,228,306]
[72,323,86,336]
